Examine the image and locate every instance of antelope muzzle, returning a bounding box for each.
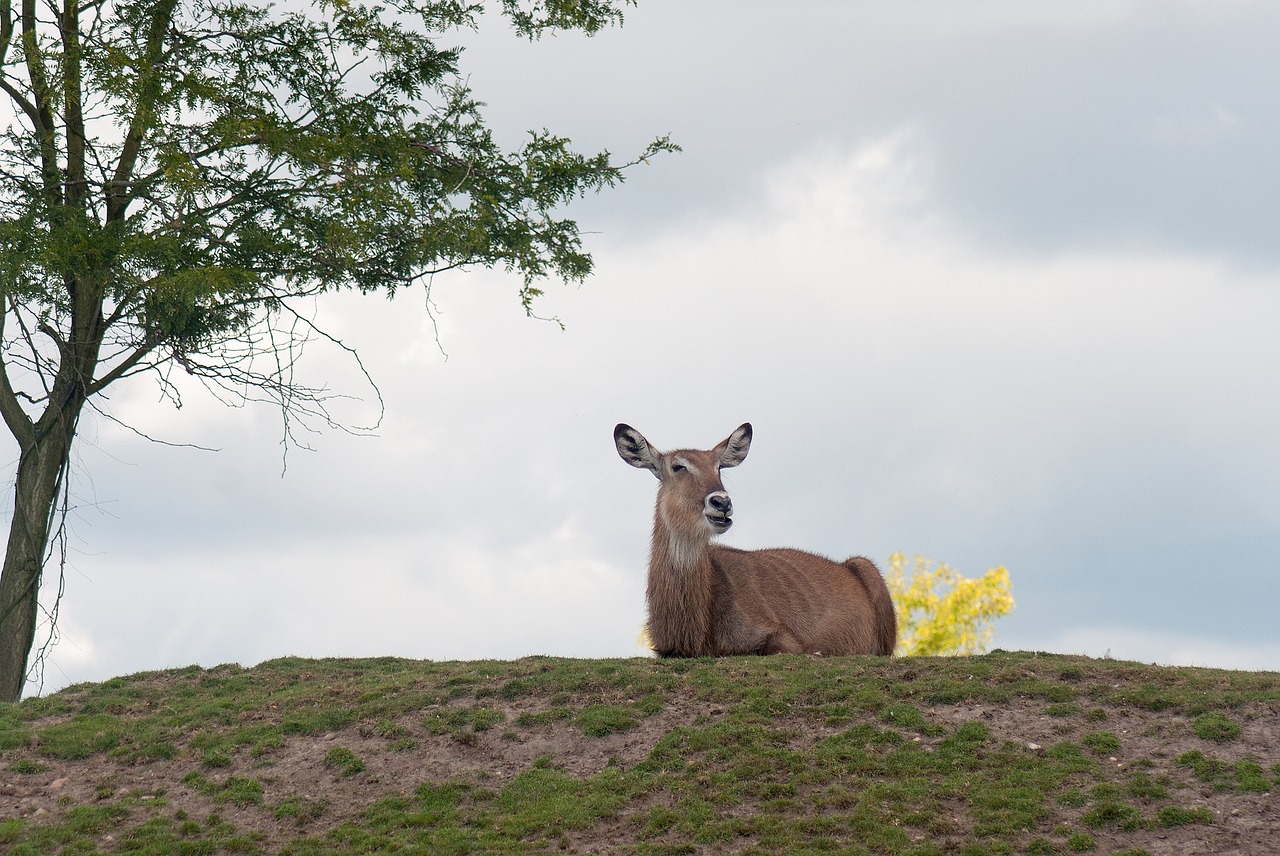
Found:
[705,491,733,533]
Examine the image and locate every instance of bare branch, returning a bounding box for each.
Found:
[0,78,42,129]
[87,339,156,396]
[0,298,36,446]
[86,399,220,451]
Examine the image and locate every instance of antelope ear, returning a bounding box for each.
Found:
[715,423,752,468]
[614,424,660,476]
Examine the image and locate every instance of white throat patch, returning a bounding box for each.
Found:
[667,532,705,571]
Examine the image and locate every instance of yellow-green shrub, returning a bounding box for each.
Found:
[886,553,1014,656]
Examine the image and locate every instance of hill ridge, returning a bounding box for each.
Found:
[2,652,1278,853]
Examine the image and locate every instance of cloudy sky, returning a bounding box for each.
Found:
[15,0,1280,695]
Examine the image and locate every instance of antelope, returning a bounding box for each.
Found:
[614,423,897,658]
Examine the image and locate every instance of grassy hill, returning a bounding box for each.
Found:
[1,651,1278,854]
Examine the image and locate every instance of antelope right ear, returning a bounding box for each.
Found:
[614,424,660,476]
[716,423,752,468]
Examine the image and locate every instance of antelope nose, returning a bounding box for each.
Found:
[707,493,732,516]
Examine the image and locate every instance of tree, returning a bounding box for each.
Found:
[0,0,675,701]
[885,553,1014,656]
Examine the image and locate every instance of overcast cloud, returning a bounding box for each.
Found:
[10,1,1280,695]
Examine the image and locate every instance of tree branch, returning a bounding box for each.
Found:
[0,77,43,129]
[87,338,156,396]
[0,298,36,447]
[61,0,86,210]
[105,0,180,223]
[0,0,11,62]
[20,0,61,205]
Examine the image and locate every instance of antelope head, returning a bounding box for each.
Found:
[614,423,753,541]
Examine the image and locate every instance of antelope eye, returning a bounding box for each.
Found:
[671,464,687,473]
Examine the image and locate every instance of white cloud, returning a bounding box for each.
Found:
[33,516,649,692]
[22,130,1280,695]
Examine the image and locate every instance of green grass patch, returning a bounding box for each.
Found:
[1080,799,1143,830]
[1193,711,1242,742]
[1081,732,1121,756]
[1175,749,1271,793]
[576,703,641,736]
[275,796,328,824]
[1066,830,1097,851]
[423,704,505,741]
[0,800,264,856]
[183,771,265,806]
[323,746,366,777]
[515,705,573,727]
[8,758,49,774]
[1157,805,1214,826]
[1177,749,1228,781]
[879,702,928,730]
[1233,760,1271,793]
[1127,770,1170,801]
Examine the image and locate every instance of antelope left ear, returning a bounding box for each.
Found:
[716,423,752,468]
[614,423,661,476]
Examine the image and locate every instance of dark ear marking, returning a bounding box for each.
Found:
[614,423,660,475]
[717,422,752,468]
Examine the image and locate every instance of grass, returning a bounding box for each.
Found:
[1192,711,1243,741]
[0,651,1276,853]
[322,746,366,777]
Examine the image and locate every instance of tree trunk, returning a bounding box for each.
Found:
[0,406,79,702]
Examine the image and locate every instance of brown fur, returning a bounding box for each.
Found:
[616,423,897,658]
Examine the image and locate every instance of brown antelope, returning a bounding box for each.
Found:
[614,423,897,658]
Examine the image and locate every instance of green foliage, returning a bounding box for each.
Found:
[886,553,1015,656]
[1232,760,1271,793]
[2,0,674,311]
[1176,749,1228,781]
